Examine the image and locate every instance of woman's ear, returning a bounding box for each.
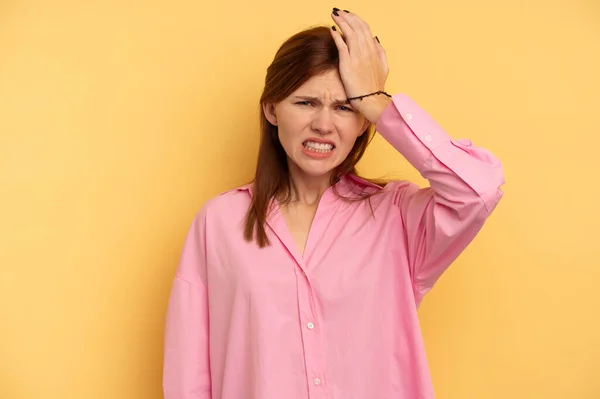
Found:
[358,117,371,136]
[262,102,278,126]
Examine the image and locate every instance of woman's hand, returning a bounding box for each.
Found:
[330,8,392,123]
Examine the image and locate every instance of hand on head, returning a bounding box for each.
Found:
[329,8,389,114]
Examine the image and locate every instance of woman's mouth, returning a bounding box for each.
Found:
[302,140,335,154]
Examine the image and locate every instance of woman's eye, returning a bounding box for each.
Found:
[339,106,354,112]
[297,101,312,106]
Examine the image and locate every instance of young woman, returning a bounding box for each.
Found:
[163,8,504,399]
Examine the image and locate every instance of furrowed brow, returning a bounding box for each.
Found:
[293,96,351,106]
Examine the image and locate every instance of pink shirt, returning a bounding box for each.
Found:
[163,94,505,399]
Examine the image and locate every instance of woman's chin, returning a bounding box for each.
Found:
[288,154,343,179]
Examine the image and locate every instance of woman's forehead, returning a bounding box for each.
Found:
[292,71,345,98]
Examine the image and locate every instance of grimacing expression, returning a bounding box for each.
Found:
[263,69,370,179]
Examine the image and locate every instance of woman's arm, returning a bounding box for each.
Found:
[329,9,504,305]
[376,94,505,305]
[163,208,212,398]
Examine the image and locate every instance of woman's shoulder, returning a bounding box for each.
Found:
[343,174,418,199]
[193,183,253,224]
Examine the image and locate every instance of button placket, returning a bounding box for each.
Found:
[295,268,328,397]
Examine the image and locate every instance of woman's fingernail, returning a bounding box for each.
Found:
[333,10,339,16]
[332,26,337,31]
[375,36,380,43]
[333,7,340,11]
[344,9,350,13]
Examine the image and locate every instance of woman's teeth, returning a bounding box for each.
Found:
[303,141,334,153]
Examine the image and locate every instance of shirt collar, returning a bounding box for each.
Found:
[236,174,382,199]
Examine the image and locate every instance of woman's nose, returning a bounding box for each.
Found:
[311,109,334,135]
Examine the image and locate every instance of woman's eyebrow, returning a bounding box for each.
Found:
[293,95,351,105]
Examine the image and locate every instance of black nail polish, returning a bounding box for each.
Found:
[344,9,350,13]
[332,26,337,31]
[375,36,380,43]
[333,10,339,16]
[333,7,340,11]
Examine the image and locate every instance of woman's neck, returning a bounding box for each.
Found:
[287,168,332,207]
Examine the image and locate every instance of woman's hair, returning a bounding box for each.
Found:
[244,26,384,247]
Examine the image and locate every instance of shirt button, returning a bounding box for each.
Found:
[313,377,321,386]
[307,322,315,330]
[404,112,412,120]
[425,134,432,142]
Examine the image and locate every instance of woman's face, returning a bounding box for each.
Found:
[263,69,369,180]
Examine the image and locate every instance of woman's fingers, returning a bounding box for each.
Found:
[330,25,349,57]
[331,11,356,43]
[332,10,375,52]
[344,10,374,42]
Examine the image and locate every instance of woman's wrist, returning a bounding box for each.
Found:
[353,94,393,124]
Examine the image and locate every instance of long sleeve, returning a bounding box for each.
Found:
[375,94,505,305]
[163,208,212,399]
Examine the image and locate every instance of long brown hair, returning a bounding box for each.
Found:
[244,26,384,247]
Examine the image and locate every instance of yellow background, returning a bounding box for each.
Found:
[1,0,599,398]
